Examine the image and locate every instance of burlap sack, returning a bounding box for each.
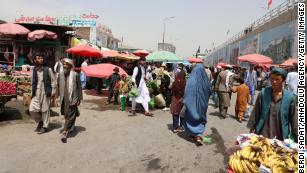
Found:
[23,93,31,106]
[154,94,165,108]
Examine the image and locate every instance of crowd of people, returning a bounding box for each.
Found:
[28,53,300,145]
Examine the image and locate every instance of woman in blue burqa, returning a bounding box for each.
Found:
[183,63,212,145]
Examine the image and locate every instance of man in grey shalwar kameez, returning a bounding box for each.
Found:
[30,54,56,134]
[57,58,83,143]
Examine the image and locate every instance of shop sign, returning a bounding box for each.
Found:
[15,13,99,25]
[15,15,56,24]
[71,20,96,27]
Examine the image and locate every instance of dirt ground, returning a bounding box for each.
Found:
[0,91,252,173]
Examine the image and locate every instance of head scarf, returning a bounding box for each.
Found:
[172,70,186,97]
[183,64,212,136]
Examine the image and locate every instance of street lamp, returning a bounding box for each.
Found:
[162,16,175,47]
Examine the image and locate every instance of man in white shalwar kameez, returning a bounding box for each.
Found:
[130,57,153,116]
[29,54,56,134]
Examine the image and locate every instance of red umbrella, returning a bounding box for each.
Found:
[279,58,297,67]
[188,57,204,63]
[66,45,103,58]
[28,30,58,41]
[0,23,30,35]
[133,50,149,57]
[81,63,128,78]
[237,54,273,64]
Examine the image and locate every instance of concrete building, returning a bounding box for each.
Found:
[158,43,176,53]
[96,24,120,50]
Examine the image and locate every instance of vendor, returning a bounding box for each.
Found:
[247,67,298,142]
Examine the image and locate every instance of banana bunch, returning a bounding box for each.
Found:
[229,151,258,173]
[229,136,298,173]
[262,154,296,172]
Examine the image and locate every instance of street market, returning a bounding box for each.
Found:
[0,0,306,173]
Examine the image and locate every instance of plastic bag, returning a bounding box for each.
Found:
[148,98,155,109]
[128,87,139,98]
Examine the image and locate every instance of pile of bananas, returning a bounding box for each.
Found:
[229,136,298,173]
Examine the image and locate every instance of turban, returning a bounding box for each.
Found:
[63,58,74,68]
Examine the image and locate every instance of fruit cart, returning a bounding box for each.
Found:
[0,78,17,111]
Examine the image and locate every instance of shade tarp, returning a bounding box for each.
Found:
[81,63,128,78]
[101,50,121,58]
[237,54,273,64]
[0,23,30,35]
[117,53,140,60]
[66,45,103,58]
[28,29,58,41]
[146,51,182,62]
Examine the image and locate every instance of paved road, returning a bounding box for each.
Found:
[0,92,252,173]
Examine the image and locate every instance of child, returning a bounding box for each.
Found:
[119,74,129,96]
[231,77,250,123]
[119,74,129,110]
[107,67,121,105]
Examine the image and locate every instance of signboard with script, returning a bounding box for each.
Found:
[15,13,100,25]
[15,15,56,24]
[71,20,96,27]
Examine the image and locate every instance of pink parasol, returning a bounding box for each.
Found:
[188,57,204,63]
[133,49,150,57]
[81,63,128,78]
[0,23,30,35]
[237,54,273,64]
[215,62,232,68]
[279,58,298,67]
[28,30,58,41]
[66,45,103,58]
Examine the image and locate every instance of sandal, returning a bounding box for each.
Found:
[144,112,154,117]
[61,133,67,143]
[238,118,243,123]
[195,136,203,145]
[129,110,136,116]
[172,128,179,133]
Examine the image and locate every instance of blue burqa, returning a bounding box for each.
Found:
[183,64,212,137]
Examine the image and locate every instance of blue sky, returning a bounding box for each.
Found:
[1,0,285,57]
